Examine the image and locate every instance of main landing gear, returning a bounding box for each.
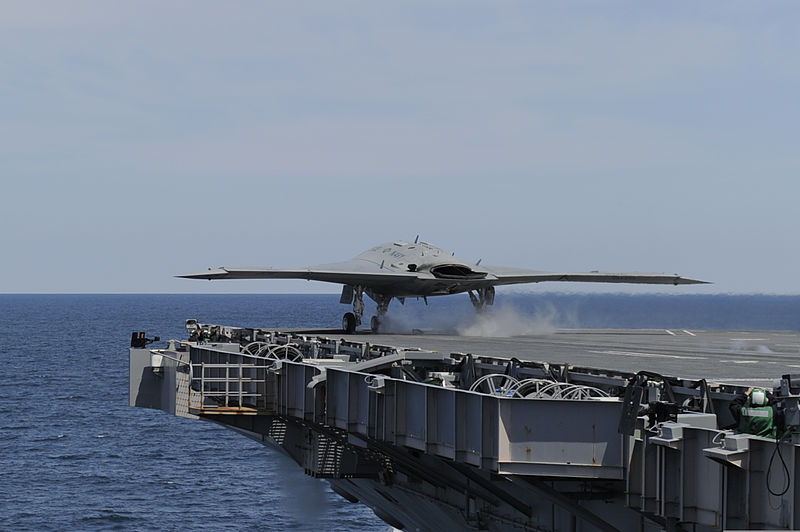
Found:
[339,285,392,334]
[340,285,495,333]
[342,312,358,334]
[341,284,365,334]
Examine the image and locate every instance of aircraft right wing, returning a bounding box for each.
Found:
[483,266,709,286]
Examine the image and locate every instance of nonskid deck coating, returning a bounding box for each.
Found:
[285,328,800,384]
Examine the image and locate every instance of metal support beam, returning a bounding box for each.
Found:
[513,477,622,532]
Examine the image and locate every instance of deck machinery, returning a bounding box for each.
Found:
[130,324,800,531]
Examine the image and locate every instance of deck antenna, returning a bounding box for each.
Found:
[476,259,482,265]
[414,235,419,243]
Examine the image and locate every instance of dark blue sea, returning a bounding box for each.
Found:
[2,293,800,531]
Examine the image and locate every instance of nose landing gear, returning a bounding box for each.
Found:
[468,286,495,312]
[369,293,392,333]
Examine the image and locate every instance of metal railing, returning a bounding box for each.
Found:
[189,362,268,413]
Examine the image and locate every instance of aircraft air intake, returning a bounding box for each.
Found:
[429,264,488,280]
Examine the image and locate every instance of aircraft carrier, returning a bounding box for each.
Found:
[130,324,800,531]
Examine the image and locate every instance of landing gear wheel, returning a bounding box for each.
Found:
[370,315,380,333]
[342,312,357,334]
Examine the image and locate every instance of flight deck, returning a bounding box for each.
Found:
[130,325,800,531]
[325,328,797,383]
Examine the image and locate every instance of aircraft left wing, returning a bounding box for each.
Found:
[177,267,417,286]
[482,266,709,286]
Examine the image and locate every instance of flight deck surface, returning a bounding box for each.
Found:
[292,328,800,383]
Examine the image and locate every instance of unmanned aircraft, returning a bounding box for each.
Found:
[179,239,708,333]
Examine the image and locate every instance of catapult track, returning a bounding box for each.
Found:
[130,326,800,531]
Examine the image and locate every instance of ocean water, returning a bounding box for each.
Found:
[2,293,800,531]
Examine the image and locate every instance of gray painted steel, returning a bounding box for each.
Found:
[130,326,800,531]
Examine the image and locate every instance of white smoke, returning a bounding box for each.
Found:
[730,339,774,354]
[376,306,466,335]
[456,304,559,337]
[378,301,569,337]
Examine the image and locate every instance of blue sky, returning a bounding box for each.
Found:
[2,2,799,294]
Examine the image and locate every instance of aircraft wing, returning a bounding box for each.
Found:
[482,266,709,286]
[179,255,708,296]
[177,266,418,287]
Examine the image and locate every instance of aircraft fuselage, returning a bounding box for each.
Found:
[350,241,489,298]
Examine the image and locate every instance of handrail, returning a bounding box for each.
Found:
[189,360,267,411]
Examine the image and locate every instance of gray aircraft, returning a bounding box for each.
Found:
[179,239,708,333]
